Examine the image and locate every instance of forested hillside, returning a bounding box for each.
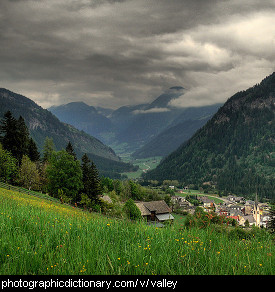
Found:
[0,88,136,178]
[144,73,275,200]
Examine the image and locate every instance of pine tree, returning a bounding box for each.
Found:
[65,141,77,160]
[81,153,102,203]
[0,111,19,161]
[28,137,40,162]
[0,112,40,163]
[17,116,30,162]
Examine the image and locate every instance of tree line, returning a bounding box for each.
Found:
[0,111,102,209]
[0,110,168,216]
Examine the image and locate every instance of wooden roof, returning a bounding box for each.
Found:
[135,202,151,216]
[143,200,171,214]
[135,200,172,216]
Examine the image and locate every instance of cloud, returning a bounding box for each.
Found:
[0,0,274,109]
[133,108,170,115]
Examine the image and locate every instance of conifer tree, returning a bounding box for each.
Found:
[81,153,102,203]
[65,141,77,160]
[0,111,19,160]
[28,137,40,162]
[17,116,30,162]
[0,112,40,163]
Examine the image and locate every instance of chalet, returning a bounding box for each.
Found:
[228,205,245,216]
[199,196,214,208]
[227,195,245,204]
[135,200,174,223]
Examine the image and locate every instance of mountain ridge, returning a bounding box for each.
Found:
[144,73,275,199]
[0,88,137,178]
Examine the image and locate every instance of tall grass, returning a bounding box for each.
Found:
[0,188,274,275]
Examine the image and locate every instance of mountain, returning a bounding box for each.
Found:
[110,87,220,153]
[144,73,275,200]
[146,86,185,109]
[132,118,210,158]
[48,86,221,156]
[48,102,113,141]
[132,104,221,158]
[0,88,136,178]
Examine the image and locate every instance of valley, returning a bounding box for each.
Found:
[0,74,274,278]
[1,0,275,279]
[49,87,221,159]
[121,156,162,179]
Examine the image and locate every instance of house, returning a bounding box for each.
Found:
[262,216,270,228]
[228,205,245,216]
[227,195,245,204]
[99,195,112,204]
[240,215,256,226]
[135,200,174,223]
[199,196,214,209]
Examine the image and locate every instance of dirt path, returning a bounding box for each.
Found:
[142,163,151,172]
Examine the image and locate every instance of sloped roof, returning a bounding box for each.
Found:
[143,200,171,214]
[135,202,151,216]
[156,213,174,221]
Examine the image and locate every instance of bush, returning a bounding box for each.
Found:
[123,199,142,221]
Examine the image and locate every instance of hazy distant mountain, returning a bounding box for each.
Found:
[111,87,221,153]
[49,87,222,156]
[146,86,185,109]
[48,102,113,141]
[132,118,210,158]
[132,103,222,158]
[144,73,275,199]
[0,88,137,178]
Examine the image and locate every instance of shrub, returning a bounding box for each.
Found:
[123,199,142,221]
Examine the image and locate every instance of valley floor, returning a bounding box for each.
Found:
[121,156,162,179]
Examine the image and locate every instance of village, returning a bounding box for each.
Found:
[106,188,270,228]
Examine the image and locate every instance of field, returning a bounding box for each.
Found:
[0,187,274,275]
[175,189,224,204]
[122,156,162,179]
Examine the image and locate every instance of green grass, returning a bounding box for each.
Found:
[0,187,274,275]
[122,157,162,179]
[175,190,224,204]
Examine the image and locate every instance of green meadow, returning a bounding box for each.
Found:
[0,187,274,275]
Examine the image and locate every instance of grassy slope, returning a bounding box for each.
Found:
[0,187,274,275]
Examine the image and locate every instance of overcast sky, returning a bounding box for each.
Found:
[0,0,275,109]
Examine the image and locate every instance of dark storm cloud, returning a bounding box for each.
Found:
[0,0,275,108]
